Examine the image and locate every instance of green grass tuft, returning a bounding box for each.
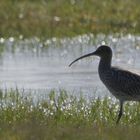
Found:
[0,89,140,139]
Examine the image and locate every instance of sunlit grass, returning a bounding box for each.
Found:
[0,0,139,38]
[0,89,140,139]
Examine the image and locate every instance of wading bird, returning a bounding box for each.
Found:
[69,45,140,124]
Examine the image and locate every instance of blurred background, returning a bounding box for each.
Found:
[0,0,139,38]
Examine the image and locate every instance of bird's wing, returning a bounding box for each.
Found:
[125,83,140,96]
[110,67,140,96]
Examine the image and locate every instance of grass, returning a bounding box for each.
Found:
[0,0,140,38]
[1,89,140,139]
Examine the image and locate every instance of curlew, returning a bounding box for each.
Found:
[69,45,140,124]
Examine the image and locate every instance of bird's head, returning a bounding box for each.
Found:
[69,45,112,67]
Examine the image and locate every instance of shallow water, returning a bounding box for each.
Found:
[0,34,140,97]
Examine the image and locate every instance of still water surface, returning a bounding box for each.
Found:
[0,34,140,97]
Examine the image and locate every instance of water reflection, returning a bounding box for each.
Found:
[0,34,140,97]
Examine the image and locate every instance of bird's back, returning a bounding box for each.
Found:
[99,67,140,101]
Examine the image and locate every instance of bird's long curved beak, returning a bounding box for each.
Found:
[69,51,96,67]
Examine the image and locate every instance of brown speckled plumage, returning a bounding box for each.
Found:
[69,45,140,124]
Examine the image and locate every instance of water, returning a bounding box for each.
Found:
[0,34,140,97]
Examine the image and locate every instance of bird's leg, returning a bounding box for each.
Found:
[116,101,123,124]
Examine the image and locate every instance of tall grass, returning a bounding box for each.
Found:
[0,0,139,38]
[0,89,140,139]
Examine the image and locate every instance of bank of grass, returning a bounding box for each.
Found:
[0,0,140,38]
[0,89,140,139]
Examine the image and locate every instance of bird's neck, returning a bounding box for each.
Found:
[99,56,112,72]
